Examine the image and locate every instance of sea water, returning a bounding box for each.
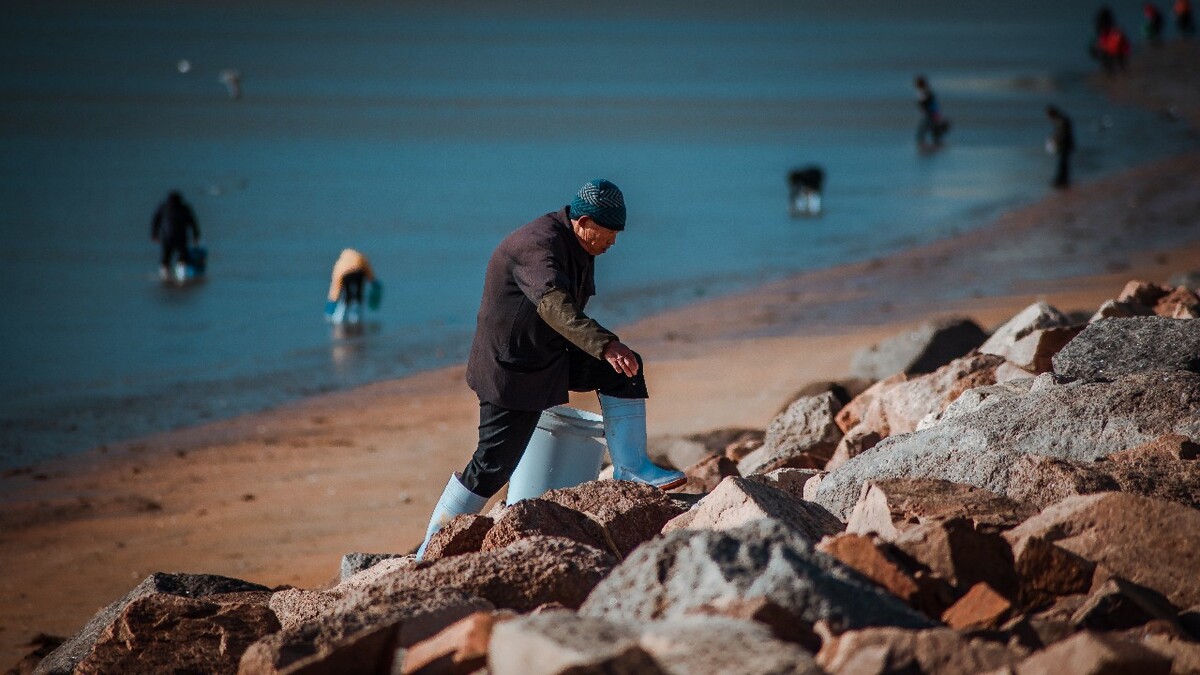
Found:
[0,0,1194,466]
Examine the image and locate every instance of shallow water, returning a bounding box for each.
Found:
[1,0,1195,466]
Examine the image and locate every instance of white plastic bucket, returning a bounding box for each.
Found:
[506,405,607,504]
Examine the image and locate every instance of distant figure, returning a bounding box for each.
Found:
[326,249,376,324]
[219,69,242,99]
[914,75,950,147]
[1046,106,1075,189]
[1144,3,1165,45]
[787,166,825,217]
[1092,6,1132,75]
[151,191,201,280]
[1177,0,1196,37]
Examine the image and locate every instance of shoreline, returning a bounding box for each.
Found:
[3,41,1199,670]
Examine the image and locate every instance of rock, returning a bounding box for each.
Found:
[858,353,1006,440]
[480,499,613,556]
[1155,286,1200,319]
[892,517,1019,599]
[1072,577,1181,632]
[73,592,278,675]
[240,588,491,675]
[979,302,1072,366]
[803,472,827,501]
[739,392,843,475]
[849,317,989,381]
[1053,317,1200,380]
[580,519,935,634]
[538,480,687,558]
[1091,452,1200,510]
[1118,280,1173,307]
[1089,298,1153,323]
[824,426,883,471]
[397,536,617,612]
[270,588,341,633]
[684,596,821,649]
[489,613,822,675]
[816,533,952,618]
[647,435,709,471]
[677,454,740,495]
[1010,535,1095,610]
[835,373,906,434]
[399,611,503,675]
[1004,492,1200,609]
[1110,434,1200,461]
[817,627,1025,675]
[422,515,494,561]
[35,572,271,675]
[661,477,844,543]
[687,427,765,453]
[1137,633,1200,675]
[723,437,763,462]
[846,479,1037,541]
[340,552,408,581]
[941,582,1012,630]
[994,631,1172,675]
[815,444,1119,522]
[813,370,1200,518]
[746,467,822,500]
[487,613,654,675]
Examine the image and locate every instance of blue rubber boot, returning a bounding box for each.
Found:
[598,395,686,490]
[416,473,488,560]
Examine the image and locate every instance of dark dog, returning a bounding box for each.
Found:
[788,166,825,217]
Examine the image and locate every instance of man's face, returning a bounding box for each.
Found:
[572,217,619,256]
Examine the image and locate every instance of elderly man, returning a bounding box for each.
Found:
[416,179,684,557]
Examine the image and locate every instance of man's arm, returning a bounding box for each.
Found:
[536,287,618,360]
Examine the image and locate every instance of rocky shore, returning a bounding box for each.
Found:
[14,280,1200,674]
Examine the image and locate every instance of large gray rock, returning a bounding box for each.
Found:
[35,572,271,675]
[738,392,843,475]
[662,476,843,543]
[1052,316,1200,380]
[850,317,989,381]
[1004,492,1200,610]
[813,444,1120,522]
[579,519,935,634]
[489,613,822,675]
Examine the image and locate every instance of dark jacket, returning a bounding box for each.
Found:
[152,195,200,243]
[466,207,617,411]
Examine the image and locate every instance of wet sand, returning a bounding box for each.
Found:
[2,41,1198,669]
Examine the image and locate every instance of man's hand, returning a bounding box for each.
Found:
[603,341,639,377]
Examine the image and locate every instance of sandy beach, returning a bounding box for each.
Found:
[2,41,1198,670]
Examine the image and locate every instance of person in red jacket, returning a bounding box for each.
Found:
[1092,6,1132,75]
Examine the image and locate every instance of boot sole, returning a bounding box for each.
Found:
[655,476,687,491]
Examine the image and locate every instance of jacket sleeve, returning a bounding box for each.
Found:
[536,288,617,359]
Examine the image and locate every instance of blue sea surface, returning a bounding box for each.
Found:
[0,0,1194,466]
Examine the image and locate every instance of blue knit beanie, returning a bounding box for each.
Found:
[570,179,626,231]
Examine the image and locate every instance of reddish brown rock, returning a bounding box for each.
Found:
[73,592,278,675]
[538,480,687,558]
[997,631,1172,675]
[816,626,1025,675]
[817,533,952,618]
[677,454,740,495]
[661,476,843,543]
[1111,434,1200,461]
[685,596,820,650]
[979,302,1073,371]
[1118,280,1173,307]
[270,588,342,633]
[239,588,490,675]
[422,515,494,561]
[835,373,906,434]
[941,582,1012,630]
[1091,454,1200,510]
[864,354,1005,437]
[824,426,883,472]
[1005,492,1200,609]
[1072,577,1181,632]
[1010,534,1095,609]
[723,437,763,462]
[480,499,613,556]
[847,479,1037,541]
[775,379,871,416]
[399,611,504,675]
[1155,286,1200,318]
[892,518,1019,599]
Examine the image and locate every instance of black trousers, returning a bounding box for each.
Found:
[1053,152,1071,188]
[160,238,192,268]
[460,348,648,498]
[341,271,365,304]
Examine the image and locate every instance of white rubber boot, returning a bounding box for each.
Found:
[599,395,686,490]
[416,473,488,560]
